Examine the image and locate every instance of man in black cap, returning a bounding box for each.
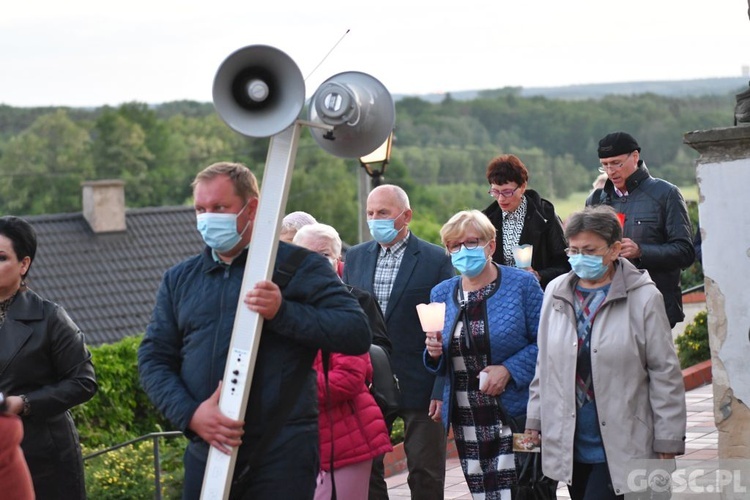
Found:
[586,131,695,328]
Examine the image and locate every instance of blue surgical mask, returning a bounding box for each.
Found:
[568,254,609,280]
[451,246,490,278]
[368,211,404,244]
[196,201,250,253]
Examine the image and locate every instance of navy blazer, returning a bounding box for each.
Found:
[343,233,454,410]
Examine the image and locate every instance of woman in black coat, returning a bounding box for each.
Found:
[0,216,97,499]
[482,154,570,289]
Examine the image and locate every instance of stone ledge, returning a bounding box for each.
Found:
[384,360,713,478]
[683,291,706,304]
[682,359,712,391]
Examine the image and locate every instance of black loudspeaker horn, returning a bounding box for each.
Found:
[308,72,395,158]
[213,45,305,138]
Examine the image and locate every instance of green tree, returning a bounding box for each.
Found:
[91,109,154,205]
[0,110,94,214]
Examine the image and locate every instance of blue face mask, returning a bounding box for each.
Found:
[568,254,609,280]
[196,201,250,253]
[367,211,404,244]
[451,245,490,278]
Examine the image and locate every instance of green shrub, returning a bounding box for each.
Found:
[83,437,185,499]
[680,200,704,291]
[391,417,404,446]
[71,334,185,497]
[72,334,175,449]
[675,310,710,369]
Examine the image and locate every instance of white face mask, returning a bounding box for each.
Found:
[196,200,250,253]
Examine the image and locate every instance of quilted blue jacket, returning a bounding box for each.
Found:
[424,264,543,429]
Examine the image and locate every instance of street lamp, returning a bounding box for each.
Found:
[358,131,394,187]
[356,132,394,242]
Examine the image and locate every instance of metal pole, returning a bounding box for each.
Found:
[153,436,162,500]
[200,122,303,499]
[358,166,372,243]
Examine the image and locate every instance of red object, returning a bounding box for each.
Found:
[616,213,626,228]
[0,415,35,500]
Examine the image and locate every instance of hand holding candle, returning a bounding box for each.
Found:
[417,302,446,359]
[416,302,445,332]
[425,330,443,359]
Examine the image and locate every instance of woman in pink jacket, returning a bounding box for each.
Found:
[294,224,392,500]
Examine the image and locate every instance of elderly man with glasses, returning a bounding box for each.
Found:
[586,131,695,328]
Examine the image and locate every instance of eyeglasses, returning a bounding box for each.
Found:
[598,152,632,173]
[447,238,488,254]
[565,245,610,257]
[488,186,520,199]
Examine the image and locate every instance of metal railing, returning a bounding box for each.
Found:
[682,283,705,295]
[83,430,183,500]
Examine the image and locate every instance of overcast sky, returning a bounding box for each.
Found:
[2,0,749,107]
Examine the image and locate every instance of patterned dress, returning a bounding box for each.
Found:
[450,282,516,500]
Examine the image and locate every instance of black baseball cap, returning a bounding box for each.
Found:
[597,132,641,158]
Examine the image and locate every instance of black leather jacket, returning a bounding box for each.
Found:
[483,189,570,289]
[586,162,695,326]
[0,288,97,499]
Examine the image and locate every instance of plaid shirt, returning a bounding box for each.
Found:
[373,233,410,314]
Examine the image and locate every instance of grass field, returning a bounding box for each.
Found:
[551,184,699,220]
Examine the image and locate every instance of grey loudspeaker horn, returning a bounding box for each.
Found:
[308,71,395,158]
[213,45,305,138]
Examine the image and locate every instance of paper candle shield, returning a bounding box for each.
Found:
[512,244,533,268]
[416,302,446,332]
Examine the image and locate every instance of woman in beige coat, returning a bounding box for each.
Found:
[525,206,686,499]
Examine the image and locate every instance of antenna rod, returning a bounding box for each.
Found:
[305,29,350,81]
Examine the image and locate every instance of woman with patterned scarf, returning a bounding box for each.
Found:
[482,153,569,290]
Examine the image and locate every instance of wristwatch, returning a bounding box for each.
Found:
[19,394,31,416]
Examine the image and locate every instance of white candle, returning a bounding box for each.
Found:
[416,302,446,332]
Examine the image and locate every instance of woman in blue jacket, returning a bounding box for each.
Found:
[424,210,543,499]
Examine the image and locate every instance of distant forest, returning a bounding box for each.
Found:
[0,81,743,244]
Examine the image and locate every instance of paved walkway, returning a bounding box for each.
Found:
[386,383,717,499]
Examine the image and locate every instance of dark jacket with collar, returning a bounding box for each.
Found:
[483,189,570,289]
[342,234,455,410]
[585,161,695,326]
[137,242,371,461]
[0,288,97,499]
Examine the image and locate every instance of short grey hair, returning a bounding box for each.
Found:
[293,223,342,259]
[281,211,317,232]
[564,205,622,245]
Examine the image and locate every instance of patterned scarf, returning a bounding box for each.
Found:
[573,285,609,408]
[0,293,16,327]
[501,196,527,266]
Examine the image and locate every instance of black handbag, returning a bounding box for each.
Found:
[367,343,401,419]
[513,451,558,500]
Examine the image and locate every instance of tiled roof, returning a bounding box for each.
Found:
[25,206,204,345]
